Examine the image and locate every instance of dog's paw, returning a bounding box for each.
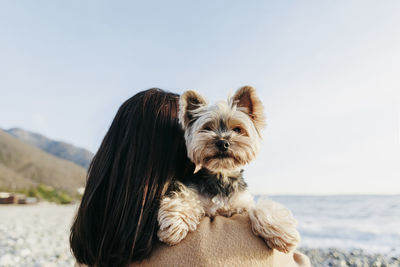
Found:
[157,192,203,246]
[249,199,300,253]
[157,217,190,246]
[263,231,299,253]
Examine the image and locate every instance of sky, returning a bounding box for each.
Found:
[0,1,399,194]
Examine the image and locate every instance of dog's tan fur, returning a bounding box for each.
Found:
[157,86,300,253]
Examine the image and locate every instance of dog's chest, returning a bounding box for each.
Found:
[182,168,252,216]
[183,168,247,195]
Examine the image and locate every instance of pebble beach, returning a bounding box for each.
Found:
[0,203,399,267]
[0,203,77,267]
[300,248,400,267]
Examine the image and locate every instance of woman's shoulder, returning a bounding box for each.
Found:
[131,214,310,267]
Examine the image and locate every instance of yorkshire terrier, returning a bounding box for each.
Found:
[157,86,300,253]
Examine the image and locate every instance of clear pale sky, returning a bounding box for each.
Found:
[1,1,399,194]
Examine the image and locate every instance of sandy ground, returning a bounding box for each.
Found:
[0,204,399,267]
[0,203,77,267]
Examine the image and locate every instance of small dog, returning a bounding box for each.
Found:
[157,86,300,252]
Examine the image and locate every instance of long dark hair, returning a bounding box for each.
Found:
[70,88,194,267]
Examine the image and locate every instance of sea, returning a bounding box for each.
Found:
[266,195,400,257]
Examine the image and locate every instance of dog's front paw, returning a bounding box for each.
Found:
[157,217,190,246]
[157,191,204,246]
[249,199,300,253]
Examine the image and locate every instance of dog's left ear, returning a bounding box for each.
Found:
[231,86,266,131]
[179,90,208,129]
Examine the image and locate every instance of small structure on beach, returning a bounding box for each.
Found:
[0,192,15,204]
[0,192,38,204]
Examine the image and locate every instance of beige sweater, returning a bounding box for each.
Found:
[77,214,311,267]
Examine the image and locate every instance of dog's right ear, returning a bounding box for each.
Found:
[179,90,207,129]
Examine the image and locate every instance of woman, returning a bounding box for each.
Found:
[70,88,310,267]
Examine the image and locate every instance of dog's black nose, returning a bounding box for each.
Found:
[216,140,230,151]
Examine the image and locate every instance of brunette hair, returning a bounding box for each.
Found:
[70,88,194,267]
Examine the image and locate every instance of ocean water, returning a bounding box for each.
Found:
[266,195,400,256]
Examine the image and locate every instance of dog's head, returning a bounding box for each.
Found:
[179,86,266,174]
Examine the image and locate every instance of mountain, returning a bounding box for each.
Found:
[0,129,86,194]
[5,128,94,169]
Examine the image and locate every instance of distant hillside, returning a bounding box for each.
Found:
[5,128,94,169]
[0,129,87,194]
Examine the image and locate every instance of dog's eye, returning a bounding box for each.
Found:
[233,127,242,133]
[203,126,212,131]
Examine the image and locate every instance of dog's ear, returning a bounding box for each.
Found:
[231,86,266,130]
[179,90,207,129]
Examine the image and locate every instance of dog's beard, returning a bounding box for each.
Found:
[187,134,260,174]
[203,157,240,173]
